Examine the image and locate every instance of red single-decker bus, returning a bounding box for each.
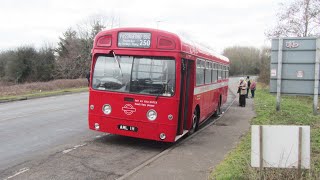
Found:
[88,28,229,142]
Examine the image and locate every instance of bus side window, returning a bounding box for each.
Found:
[218,64,222,80]
[222,65,226,79]
[209,62,213,83]
[225,66,228,79]
[196,59,205,86]
[205,61,211,84]
[226,66,229,78]
[212,63,217,83]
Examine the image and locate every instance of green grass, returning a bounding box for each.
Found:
[0,87,88,102]
[210,84,320,180]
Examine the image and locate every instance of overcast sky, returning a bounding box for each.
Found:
[0,0,283,53]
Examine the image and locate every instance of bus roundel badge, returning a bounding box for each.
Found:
[122,104,136,115]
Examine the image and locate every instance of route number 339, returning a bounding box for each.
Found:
[140,40,150,46]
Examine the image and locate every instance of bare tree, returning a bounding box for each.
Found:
[266,0,320,38]
[55,14,120,79]
[76,13,120,40]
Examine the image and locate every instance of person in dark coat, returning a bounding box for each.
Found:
[246,76,251,98]
[86,71,90,86]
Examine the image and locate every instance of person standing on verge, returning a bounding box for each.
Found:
[86,71,90,87]
[238,77,247,107]
[246,76,251,98]
[250,79,256,98]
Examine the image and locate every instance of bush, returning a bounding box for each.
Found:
[0,46,55,83]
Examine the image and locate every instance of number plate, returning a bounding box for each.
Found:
[118,125,138,132]
[118,32,151,48]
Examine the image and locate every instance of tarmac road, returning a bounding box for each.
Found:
[0,93,98,172]
[0,77,241,179]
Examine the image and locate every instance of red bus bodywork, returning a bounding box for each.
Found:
[88,28,229,142]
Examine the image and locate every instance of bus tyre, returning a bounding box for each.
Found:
[213,100,221,117]
[188,109,198,135]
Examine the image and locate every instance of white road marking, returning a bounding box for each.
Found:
[62,149,73,154]
[62,143,87,154]
[4,167,29,180]
[94,133,110,139]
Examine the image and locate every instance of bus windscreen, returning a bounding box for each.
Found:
[92,55,175,97]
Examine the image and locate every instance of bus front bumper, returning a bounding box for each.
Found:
[89,115,177,142]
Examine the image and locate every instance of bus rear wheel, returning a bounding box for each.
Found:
[214,99,221,117]
[188,109,198,135]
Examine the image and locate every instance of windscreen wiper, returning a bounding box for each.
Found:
[155,84,165,101]
[112,51,123,80]
[155,79,171,100]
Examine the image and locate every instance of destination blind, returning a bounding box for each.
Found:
[118,32,151,48]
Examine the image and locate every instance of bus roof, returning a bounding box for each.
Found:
[94,27,229,64]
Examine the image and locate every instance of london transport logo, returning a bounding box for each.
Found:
[285,41,299,48]
[122,104,136,115]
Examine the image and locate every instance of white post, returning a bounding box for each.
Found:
[259,125,263,180]
[297,127,302,178]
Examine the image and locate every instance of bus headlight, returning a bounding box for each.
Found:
[147,109,157,121]
[102,104,112,115]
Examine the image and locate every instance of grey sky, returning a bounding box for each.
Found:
[0,0,282,53]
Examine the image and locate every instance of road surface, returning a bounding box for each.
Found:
[0,93,97,171]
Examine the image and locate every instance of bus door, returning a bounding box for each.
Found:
[177,59,195,135]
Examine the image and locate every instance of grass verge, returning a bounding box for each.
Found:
[0,87,88,102]
[210,84,320,180]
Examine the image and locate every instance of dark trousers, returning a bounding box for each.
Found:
[251,90,255,98]
[246,89,250,98]
[240,95,246,107]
